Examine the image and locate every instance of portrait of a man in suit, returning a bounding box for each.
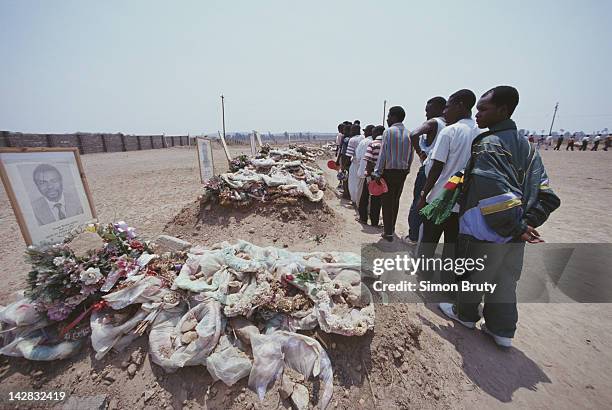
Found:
[31,164,83,226]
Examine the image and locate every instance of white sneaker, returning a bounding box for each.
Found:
[402,236,418,246]
[481,323,513,348]
[438,303,476,329]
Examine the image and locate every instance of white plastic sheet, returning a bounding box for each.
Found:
[90,309,148,360]
[249,331,333,409]
[206,335,252,386]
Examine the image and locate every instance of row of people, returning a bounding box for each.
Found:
[335,86,561,347]
[534,134,610,151]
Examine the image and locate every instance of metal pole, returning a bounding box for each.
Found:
[548,102,558,135]
[382,100,387,126]
[221,94,226,139]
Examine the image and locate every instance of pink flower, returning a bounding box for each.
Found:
[113,221,136,240]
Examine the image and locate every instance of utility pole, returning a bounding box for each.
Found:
[548,102,558,136]
[382,100,387,126]
[221,94,226,140]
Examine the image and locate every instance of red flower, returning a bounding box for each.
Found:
[285,274,294,281]
[130,240,144,251]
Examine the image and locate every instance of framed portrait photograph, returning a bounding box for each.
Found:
[0,147,97,247]
[196,137,215,183]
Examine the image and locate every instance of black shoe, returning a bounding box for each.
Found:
[381,234,393,242]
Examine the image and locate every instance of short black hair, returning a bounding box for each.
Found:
[388,106,406,122]
[427,96,447,109]
[353,120,361,125]
[374,125,385,134]
[483,86,519,115]
[449,89,476,110]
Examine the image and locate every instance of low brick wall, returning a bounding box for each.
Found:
[0,131,189,154]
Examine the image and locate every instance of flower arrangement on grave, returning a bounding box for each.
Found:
[24,221,159,322]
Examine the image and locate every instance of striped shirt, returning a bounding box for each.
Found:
[339,135,351,155]
[373,123,413,176]
[364,136,382,162]
[345,135,363,157]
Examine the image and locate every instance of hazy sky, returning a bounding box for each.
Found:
[1,0,611,135]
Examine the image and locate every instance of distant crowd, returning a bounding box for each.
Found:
[527,133,611,151]
[333,86,561,348]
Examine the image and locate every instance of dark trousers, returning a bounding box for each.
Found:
[580,141,588,151]
[407,165,426,241]
[455,234,525,338]
[591,141,600,151]
[553,140,563,150]
[566,141,574,151]
[341,155,351,199]
[380,169,408,236]
[358,178,381,225]
[419,212,459,285]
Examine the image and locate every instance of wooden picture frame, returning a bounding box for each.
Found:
[196,138,215,183]
[0,147,97,247]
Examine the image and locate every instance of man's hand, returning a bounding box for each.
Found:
[418,151,427,162]
[520,225,545,243]
[374,176,381,184]
[416,195,427,212]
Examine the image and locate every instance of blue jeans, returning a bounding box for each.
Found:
[408,165,426,241]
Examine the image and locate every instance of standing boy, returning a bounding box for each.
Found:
[439,86,560,348]
[405,97,446,244]
[359,126,385,226]
[417,90,479,273]
[373,107,413,241]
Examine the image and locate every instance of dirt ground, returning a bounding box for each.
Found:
[0,145,611,409]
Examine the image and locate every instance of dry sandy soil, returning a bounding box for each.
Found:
[0,145,610,409]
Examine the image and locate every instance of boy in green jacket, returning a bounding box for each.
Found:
[439,86,561,348]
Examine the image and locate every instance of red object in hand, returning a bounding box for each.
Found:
[327,160,338,170]
[368,178,388,196]
[285,274,294,281]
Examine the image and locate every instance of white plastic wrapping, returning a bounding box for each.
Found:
[248,331,333,409]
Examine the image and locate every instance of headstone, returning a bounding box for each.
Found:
[249,133,257,156]
[197,138,215,183]
[154,235,192,252]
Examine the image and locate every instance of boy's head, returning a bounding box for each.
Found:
[343,123,352,136]
[475,86,519,129]
[386,106,405,127]
[363,124,374,137]
[444,89,476,125]
[337,123,344,132]
[373,125,385,137]
[425,96,446,120]
[351,124,361,136]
